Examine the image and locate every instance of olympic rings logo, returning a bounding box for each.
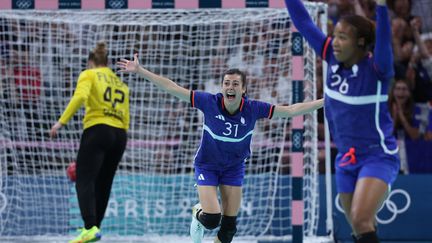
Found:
[292,35,303,54]
[15,0,32,9]
[292,131,302,149]
[108,0,126,9]
[335,189,411,224]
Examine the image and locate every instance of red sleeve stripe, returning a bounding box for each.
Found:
[322,37,332,60]
[268,105,275,119]
[190,90,195,107]
[239,98,245,111]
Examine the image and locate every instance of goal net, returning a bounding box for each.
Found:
[0,5,324,241]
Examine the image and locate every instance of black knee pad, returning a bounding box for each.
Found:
[217,215,237,243]
[356,231,379,243]
[351,233,358,243]
[198,212,221,230]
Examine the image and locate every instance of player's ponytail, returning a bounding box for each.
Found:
[89,41,108,66]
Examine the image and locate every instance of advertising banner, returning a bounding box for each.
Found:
[318,174,432,241]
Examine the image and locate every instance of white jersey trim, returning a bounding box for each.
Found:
[193,117,206,162]
[375,81,399,155]
[203,124,253,143]
[325,83,388,105]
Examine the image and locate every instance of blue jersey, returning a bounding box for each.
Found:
[286,1,398,155]
[191,91,275,169]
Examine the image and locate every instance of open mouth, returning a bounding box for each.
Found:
[226,94,236,100]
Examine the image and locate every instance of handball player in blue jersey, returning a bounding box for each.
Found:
[285,0,399,242]
[117,54,323,243]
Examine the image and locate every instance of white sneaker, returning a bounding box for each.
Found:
[190,203,204,243]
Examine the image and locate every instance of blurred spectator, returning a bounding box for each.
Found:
[388,0,421,67]
[388,79,418,173]
[419,33,432,82]
[405,20,432,102]
[12,43,43,140]
[391,16,419,63]
[389,79,419,140]
[328,0,355,25]
[275,67,291,104]
[404,102,432,173]
[13,47,41,103]
[227,33,264,78]
[411,0,432,33]
[0,42,14,100]
[355,0,377,20]
[425,105,432,141]
[327,0,356,34]
[388,0,412,21]
[389,79,432,173]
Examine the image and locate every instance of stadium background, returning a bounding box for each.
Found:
[1,0,431,242]
[0,0,287,10]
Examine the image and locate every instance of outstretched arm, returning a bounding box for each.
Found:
[117,54,190,103]
[284,0,327,55]
[272,98,323,119]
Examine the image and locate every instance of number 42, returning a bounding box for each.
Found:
[103,87,125,108]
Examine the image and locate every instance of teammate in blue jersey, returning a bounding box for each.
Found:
[285,0,399,242]
[117,54,323,243]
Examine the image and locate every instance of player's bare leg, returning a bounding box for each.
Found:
[350,177,388,243]
[214,185,241,243]
[191,186,221,243]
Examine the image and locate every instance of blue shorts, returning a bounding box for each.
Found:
[335,151,400,193]
[194,165,245,187]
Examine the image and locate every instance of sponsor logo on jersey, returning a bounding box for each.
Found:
[215,114,225,121]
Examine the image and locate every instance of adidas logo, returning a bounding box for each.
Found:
[215,114,225,121]
[198,174,205,181]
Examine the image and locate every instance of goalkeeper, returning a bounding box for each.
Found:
[50,42,130,243]
[285,0,400,242]
[117,55,323,243]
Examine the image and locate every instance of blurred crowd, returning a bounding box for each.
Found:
[315,0,432,174]
[0,1,430,175]
[0,11,293,174]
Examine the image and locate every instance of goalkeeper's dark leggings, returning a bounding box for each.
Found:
[75,124,127,230]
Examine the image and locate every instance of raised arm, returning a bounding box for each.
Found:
[373,0,394,79]
[411,18,431,60]
[272,98,323,119]
[117,54,190,102]
[284,0,327,55]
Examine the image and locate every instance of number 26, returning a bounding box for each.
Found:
[330,74,349,94]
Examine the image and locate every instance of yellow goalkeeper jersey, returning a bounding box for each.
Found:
[59,67,130,130]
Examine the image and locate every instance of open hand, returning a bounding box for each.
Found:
[117,53,140,73]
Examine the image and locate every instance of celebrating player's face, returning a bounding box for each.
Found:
[222,74,245,106]
[332,21,358,64]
